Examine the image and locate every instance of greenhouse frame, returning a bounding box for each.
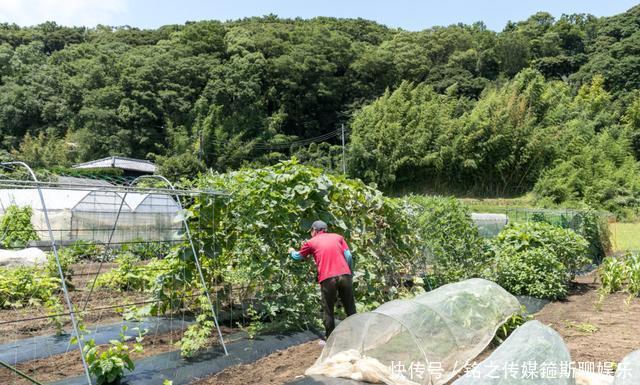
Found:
[0,186,182,244]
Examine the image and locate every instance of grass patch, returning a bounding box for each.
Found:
[609,222,640,253]
[459,196,533,223]
[460,196,533,212]
[563,320,599,334]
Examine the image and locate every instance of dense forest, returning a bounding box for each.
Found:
[2,6,640,214]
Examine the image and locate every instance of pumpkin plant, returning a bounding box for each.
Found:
[83,325,144,385]
[152,160,424,354]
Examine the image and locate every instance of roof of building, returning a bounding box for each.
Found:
[72,156,156,173]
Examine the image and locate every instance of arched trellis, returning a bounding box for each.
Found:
[81,174,228,357]
[0,161,93,385]
[0,162,229,385]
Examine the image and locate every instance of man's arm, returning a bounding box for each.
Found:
[340,237,353,271]
[289,241,312,261]
[343,249,353,269]
[289,249,303,261]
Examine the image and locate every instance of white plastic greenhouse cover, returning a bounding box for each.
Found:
[614,350,640,385]
[453,320,574,385]
[0,189,181,243]
[313,279,520,385]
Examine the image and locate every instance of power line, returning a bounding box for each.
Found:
[198,128,346,151]
[252,128,344,150]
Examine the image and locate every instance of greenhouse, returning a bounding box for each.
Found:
[0,187,182,244]
[308,279,521,385]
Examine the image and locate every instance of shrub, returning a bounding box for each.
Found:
[489,247,568,300]
[493,222,590,276]
[487,222,590,299]
[407,195,486,287]
[0,205,39,248]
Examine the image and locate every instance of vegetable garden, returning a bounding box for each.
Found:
[0,159,637,385]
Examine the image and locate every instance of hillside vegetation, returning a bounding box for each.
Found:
[2,7,640,213]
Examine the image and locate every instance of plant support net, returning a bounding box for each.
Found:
[307,279,520,385]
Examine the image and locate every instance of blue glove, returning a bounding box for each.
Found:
[344,249,353,271]
[290,250,303,261]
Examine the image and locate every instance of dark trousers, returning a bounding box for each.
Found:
[320,274,357,338]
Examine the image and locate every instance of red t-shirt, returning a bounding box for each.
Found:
[299,232,351,283]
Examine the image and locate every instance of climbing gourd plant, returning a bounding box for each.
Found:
[153,160,424,355]
[0,205,39,248]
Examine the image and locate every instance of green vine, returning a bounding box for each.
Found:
[0,205,39,248]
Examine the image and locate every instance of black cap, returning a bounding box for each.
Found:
[311,220,328,231]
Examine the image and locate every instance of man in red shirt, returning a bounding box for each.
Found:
[288,220,356,338]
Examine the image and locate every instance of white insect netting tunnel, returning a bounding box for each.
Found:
[309,279,521,385]
[453,320,574,385]
[615,350,640,385]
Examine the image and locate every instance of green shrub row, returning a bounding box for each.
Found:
[486,222,590,300]
[408,198,592,300]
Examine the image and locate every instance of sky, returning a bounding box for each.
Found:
[0,0,638,31]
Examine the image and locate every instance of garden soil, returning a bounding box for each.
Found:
[535,273,640,364]
[193,272,640,385]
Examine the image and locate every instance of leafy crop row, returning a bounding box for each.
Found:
[599,254,640,299]
[407,198,592,300]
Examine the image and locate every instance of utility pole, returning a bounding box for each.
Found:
[341,124,346,174]
[198,129,204,163]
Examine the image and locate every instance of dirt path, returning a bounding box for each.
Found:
[4,272,634,385]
